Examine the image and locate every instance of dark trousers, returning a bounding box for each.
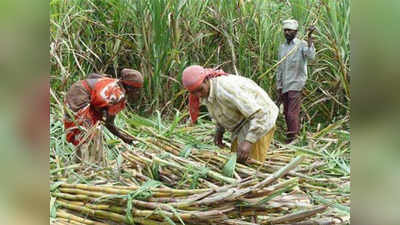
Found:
[282,91,302,140]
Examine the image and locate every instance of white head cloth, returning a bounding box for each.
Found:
[282,19,299,30]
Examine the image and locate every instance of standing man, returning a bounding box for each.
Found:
[182,65,279,163]
[276,19,316,143]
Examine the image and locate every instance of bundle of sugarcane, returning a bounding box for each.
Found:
[52,155,340,224]
[50,115,349,224]
[121,137,349,220]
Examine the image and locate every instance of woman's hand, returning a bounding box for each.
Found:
[237,141,252,163]
[121,135,134,144]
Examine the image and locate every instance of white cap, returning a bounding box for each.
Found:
[282,19,299,30]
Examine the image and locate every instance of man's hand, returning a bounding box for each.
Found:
[214,126,226,148]
[307,26,316,47]
[237,141,252,163]
[307,25,316,36]
[276,89,283,106]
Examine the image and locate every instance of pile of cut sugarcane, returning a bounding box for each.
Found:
[50,118,350,225]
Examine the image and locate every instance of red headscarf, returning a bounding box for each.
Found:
[182,65,227,124]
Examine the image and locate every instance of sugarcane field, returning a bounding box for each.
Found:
[50,0,350,224]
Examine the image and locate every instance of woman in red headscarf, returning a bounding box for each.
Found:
[64,68,143,151]
[182,65,279,163]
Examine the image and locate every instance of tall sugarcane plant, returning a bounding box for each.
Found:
[50,0,350,127]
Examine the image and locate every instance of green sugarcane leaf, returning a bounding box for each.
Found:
[254,184,297,206]
[151,161,160,180]
[117,153,124,166]
[49,197,57,218]
[50,181,64,192]
[179,145,192,158]
[312,193,350,214]
[165,205,186,225]
[222,153,237,178]
[126,193,134,224]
